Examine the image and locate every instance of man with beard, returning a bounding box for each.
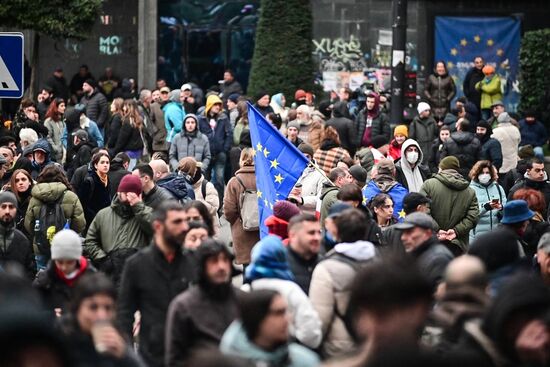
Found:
[476,121,503,172]
[118,201,194,367]
[0,192,34,278]
[165,239,240,367]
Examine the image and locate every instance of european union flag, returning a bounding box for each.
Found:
[247,103,309,237]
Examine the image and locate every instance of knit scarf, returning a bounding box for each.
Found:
[97,171,109,187]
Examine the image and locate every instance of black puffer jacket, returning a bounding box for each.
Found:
[81,89,109,128]
[424,72,456,119]
[112,120,144,155]
[441,131,481,178]
[325,101,356,155]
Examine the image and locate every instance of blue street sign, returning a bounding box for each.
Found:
[0,33,24,98]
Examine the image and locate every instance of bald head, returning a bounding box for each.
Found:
[444,255,487,291]
[149,159,169,181]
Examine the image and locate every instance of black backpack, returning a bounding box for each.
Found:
[34,191,68,256]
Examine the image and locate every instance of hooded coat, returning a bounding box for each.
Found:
[409,115,438,165]
[198,95,232,156]
[491,122,520,173]
[29,139,53,179]
[354,95,391,148]
[395,139,431,192]
[363,175,409,222]
[169,114,211,171]
[325,101,356,154]
[157,173,195,202]
[163,101,185,143]
[475,75,502,110]
[478,125,503,170]
[420,170,479,253]
[441,131,482,178]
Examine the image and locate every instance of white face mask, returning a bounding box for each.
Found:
[406,151,419,164]
[478,173,491,185]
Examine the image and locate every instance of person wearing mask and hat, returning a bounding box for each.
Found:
[475,65,502,121]
[33,229,96,314]
[80,78,109,130]
[388,125,408,161]
[169,114,211,172]
[420,156,479,255]
[66,129,94,180]
[84,174,153,285]
[395,138,431,192]
[519,110,548,161]
[198,95,232,203]
[492,112,521,179]
[410,102,438,165]
[0,191,34,279]
[476,120,503,172]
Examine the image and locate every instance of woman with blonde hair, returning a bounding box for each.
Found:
[111,99,143,170]
[223,148,259,265]
[469,160,506,241]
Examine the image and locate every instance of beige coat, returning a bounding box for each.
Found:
[223,165,260,264]
[192,175,220,234]
[491,122,520,173]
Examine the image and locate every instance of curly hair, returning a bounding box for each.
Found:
[512,188,546,214]
[469,160,498,182]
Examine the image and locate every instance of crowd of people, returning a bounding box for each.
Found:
[0,56,549,367]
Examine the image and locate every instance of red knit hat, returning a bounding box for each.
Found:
[117,174,142,195]
[273,200,301,222]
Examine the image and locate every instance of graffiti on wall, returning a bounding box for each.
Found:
[312,35,367,72]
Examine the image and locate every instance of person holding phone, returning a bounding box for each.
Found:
[469,160,506,241]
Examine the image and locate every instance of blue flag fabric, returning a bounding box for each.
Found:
[247,103,309,238]
[434,16,521,111]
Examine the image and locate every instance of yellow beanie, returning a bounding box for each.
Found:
[394,125,408,138]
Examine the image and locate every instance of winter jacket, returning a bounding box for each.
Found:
[424,73,456,119]
[313,142,350,176]
[388,139,403,161]
[62,117,104,148]
[112,121,144,155]
[220,321,320,367]
[297,119,324,151]
[309,241,377,357]
[463,67,485,109]
[441,131,482,178]
[355,147,375,177]
[169,130,211,171]
[0,222,34,279]
[354,108,390,148]
[295,165,326,216]
[395,139,431,192]
[84,197,153,261]
[44,117,65,162]
[286,247,321,294]
[508,178,550,218]
[149,101,170,151]
[108,158,131,192]
[165,286,240,367]
[420,170,479,253]
[325,101,356,154]
[162,101,185,143]
[469,180,506,242]
[491,122,520,173]
[66,141,94,180]
[81,89,109,128]
[107,113,122,149]
[25,182,86,250]
[479,136,503,171]
[198,113,232,156]
[33,257,96,312]
[223,165,259,264]
[157,173,195,202]
[29,138,53,179]
[363,176,409,222]
[244,277,322,349]
[409,115,438,164]
[476,76,502,110]
[192,176,219,232]
[319,183,340,225]
[519,118,548,147]
[411,236,454,289]
[77,170,113,227]
[429,137,446,173]
[143,185,174,211]
[118,244,195,367]
[220,80,243,100]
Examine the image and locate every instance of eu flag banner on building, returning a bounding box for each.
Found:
[247,103,309,238]
[435,16,521,111]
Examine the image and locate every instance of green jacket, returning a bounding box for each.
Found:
[420,170,479,253]
[24,183,86,244]
[320,184,339,225]
[84,197,153,260]
[475,76,502,110]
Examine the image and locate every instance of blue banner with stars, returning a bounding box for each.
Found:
[247,103,309,238]
[435,16,521,111]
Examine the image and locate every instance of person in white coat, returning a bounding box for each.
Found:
[491,112,520,177]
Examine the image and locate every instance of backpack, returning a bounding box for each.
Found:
[34,191,68,256]
[235,176,259,231]
[201,179,208,200]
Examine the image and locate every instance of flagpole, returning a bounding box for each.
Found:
[308,160,335,186]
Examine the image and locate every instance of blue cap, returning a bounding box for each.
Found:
[500,200,535,224]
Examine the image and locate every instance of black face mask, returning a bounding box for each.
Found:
[476,133,487,142]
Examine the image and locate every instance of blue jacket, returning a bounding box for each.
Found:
[163,102,185,143]
[469,180,506,242]
[362,178,409,222]
[519,119,548,147]
[480,137,503,170]
[156,173,195,202]
[62,118,104,148]
[198,113,232,156]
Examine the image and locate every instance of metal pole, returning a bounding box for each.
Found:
[390,0,408,126]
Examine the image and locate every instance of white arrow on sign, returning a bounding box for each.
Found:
[0,55,19,91]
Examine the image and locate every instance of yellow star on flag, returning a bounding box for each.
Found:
[496,48,504,56]
[257,190,262,198]
[251,148,256,157]
[447,61,454,69]
[398,209,406,219]
[474,35,481,43]
[270,159,279,169]
[256,142,263,152]
[487,39,494,46]
[460,39,467,46]
[362,197,367,206]
[450,48,458,56]
[274,173,284,184]
[263,147,270,158]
